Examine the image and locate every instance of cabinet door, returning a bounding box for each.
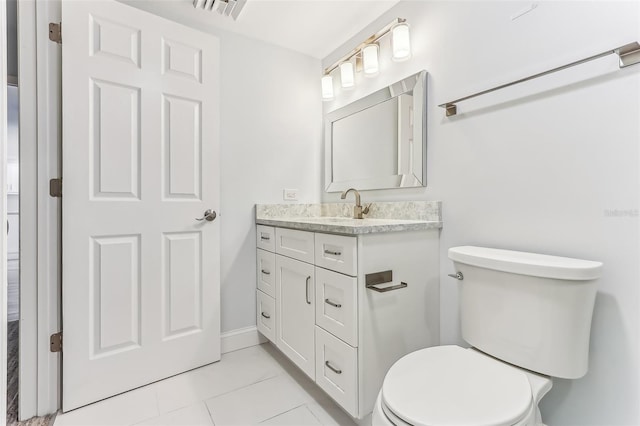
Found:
[276,255,315,379]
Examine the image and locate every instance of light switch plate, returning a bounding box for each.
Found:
[283,189,298,201]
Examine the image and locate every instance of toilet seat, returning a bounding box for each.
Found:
[381,346,534,426]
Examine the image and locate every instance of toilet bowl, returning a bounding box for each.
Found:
[372,246,601,426]
[372,346,552,426]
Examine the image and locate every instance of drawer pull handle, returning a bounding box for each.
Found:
[325,361,342,375]
[367,281,408,293]
[305,276,312,305]
[261,312,271,319]
[261,269,271,275]
[324,249,342,256]
[325,299,342,308]
[260,235,271,241]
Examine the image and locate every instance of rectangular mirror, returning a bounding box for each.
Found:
[324,70,427,192]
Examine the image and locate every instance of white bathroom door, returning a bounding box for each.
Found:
[61,0,220,411]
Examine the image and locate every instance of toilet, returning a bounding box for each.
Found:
[373,246,603,426]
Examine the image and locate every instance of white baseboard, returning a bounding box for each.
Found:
[221,326,267,354]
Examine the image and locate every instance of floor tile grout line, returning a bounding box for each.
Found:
[198,371,286,404]
[150,370,286,419]
[257,403,308,424]
[204,400,216,426]
[305,402,328,426]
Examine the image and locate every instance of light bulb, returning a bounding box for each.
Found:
[340,62,355,89]
[321,75,334,100]
[362,44,379,76]
[391,22,411,62]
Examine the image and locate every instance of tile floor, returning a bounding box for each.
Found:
[53,343,358,426]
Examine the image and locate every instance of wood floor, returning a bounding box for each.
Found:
[6,321,56,426]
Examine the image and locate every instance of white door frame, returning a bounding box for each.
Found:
[17,0,62,419]
[1,0,10,423]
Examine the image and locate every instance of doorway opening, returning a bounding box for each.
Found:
[6,83,19,424]
[6,0,20,422]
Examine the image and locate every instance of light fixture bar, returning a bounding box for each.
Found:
[323,18,406,76]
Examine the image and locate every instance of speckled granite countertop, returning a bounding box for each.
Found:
[255,201,442,235]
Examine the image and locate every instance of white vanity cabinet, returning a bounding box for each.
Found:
[255,224,439,420]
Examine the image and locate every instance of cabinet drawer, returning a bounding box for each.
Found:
[315,326,358,417]
[314,233,357,276]
[256,249,276,297]
[315,267,357,346]
[275,228,314,264]
[257,290,275,343]
[257,225,275,252]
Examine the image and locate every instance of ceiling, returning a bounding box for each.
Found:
[122,0,400,59]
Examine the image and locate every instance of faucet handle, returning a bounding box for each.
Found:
[363,203,372,215]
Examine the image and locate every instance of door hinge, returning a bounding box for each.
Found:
[49,178,62,197]
[50,332,62,352]
[49,22,61,44]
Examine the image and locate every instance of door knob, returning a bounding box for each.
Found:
[196,209,217,222]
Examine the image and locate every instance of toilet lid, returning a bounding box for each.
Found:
[381,346,533,426]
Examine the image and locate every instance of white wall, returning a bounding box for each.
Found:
[217,34,322,332]
[122,2,323,333]
[322,1,640,424]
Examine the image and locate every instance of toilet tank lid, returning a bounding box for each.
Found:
[448,246,603,280]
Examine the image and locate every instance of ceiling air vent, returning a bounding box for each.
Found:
[192,0,247,20]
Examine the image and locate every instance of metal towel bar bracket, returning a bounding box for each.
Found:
[439,41,640,117]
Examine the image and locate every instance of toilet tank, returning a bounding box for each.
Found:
[448,246,602,379]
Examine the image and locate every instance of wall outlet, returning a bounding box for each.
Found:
[283,189,298,201]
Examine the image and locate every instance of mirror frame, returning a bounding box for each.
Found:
[324,70,427,192]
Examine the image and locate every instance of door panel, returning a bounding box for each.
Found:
[90,235,141,357]
[62,0,220,411]
[91,79,141,199]
[162,94,202,199]
[162,232,202,339]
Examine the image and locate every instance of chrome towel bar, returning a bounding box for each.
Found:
[439,41,640,117]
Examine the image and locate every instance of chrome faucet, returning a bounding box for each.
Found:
[340,188,370,219]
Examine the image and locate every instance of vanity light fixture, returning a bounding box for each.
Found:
[391,22,411,61]
[320,18,410,100]
[362,44,380,76]
[340,62,355,89]
[321,75,334,100]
